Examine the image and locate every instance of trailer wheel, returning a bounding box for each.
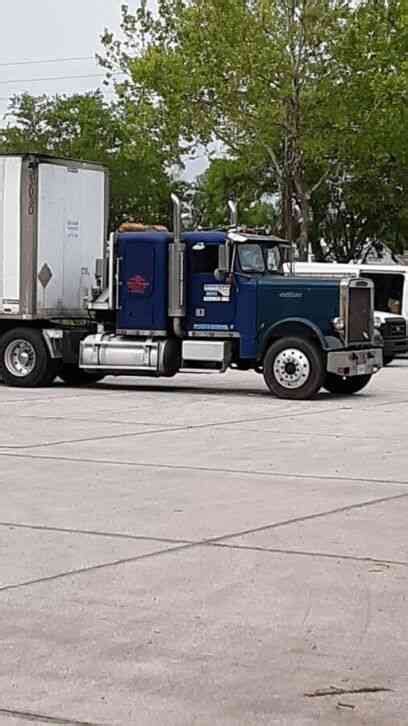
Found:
[323,373,372,395]
[0,328,58,387]
[59,364,105,386]
[263,337,324,400]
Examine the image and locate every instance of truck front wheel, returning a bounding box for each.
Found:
[323,373,372,395]
[263,337,324,400]
[0,328,58,387]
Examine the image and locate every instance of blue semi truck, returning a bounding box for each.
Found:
[0,156,382,399]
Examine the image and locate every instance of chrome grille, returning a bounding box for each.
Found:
[344,280,373,344]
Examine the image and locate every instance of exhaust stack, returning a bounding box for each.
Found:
[168,194,186,337]
[228,199,238,228]
[223,199,239,274]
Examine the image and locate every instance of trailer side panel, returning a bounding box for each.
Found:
[0,156,22,314]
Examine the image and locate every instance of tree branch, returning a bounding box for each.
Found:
[308,167,330,196]
[261,142,283,180]
[212,129,242,156]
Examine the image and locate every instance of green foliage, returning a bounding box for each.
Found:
[4,0,408,257]
[101,0,408,258]
[310,0,408,258]
[0,91,173,230]
[192,157,278,229]
[101,0,351,251]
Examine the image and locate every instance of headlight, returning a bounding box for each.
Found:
[332,317,345,333]
[374,316,383,329]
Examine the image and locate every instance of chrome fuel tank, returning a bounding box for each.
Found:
[79,334,180,377]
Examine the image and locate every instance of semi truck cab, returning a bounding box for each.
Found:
[79,197,382,399]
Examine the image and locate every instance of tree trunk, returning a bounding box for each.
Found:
[282,173,294,241]
[293,174,311,261]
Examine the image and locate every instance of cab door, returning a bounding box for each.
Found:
[186,242,236,333]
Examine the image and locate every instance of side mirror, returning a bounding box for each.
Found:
[214,268,227,282]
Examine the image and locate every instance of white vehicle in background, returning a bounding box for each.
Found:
[288,262,408,365]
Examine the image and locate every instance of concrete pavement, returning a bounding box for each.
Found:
[0,364,407,725]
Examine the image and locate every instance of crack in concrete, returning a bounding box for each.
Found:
[211,542,408,568]
[0,707,104,725]
[1,450,408,490]
[0,425,171,451]
[304,686,393,698]
[0,393,92,406]
[1,490,407,595]
[0,404,354,451]
[0,521,190,546]
[0,540,196,594]
[203,490,408,544]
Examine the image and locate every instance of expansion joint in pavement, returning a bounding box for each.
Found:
[0,521,190,546]
[0,397,386,451]
[203,490,408,544]
[0,489,407,595]
[1,450,408,490]
[0,706,103,725]
[211,542,408,568]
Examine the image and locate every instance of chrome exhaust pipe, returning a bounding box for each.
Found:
[171,193,182,245]
[168,194,186,337]
[228,199,238,228]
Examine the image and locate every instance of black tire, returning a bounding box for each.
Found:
[383,355,394,366]
[263,337,324,400]
[323,373,372,395]
[59,364,105,386]
[0,328,58,388]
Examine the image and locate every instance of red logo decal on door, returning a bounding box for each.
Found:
[127,274,150,294]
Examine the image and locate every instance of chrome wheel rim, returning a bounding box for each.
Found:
[4,339,37,378]
[273,348,311,390]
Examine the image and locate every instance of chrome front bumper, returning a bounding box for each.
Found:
[327,348,383,377]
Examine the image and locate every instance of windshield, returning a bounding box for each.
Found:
[238,244,283,274]
[265,247,281,272]
[238,244,265,272]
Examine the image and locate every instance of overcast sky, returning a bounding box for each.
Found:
[0,0,207,179]
[0,0,122,106]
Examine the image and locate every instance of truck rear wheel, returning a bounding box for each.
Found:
[0,328,58,387]
[323,373,372,395]
[59,364,105,386]
[263,337,324,400]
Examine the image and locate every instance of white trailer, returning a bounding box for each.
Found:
[0,154,108,319]
[0,154,109,386]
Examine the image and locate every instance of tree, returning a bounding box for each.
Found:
[101,0,352,254]
[191,156,279,229]
[309,0,408,259]
[102,0,408,259]
[0,91,174,229]
[310,166,408,261]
